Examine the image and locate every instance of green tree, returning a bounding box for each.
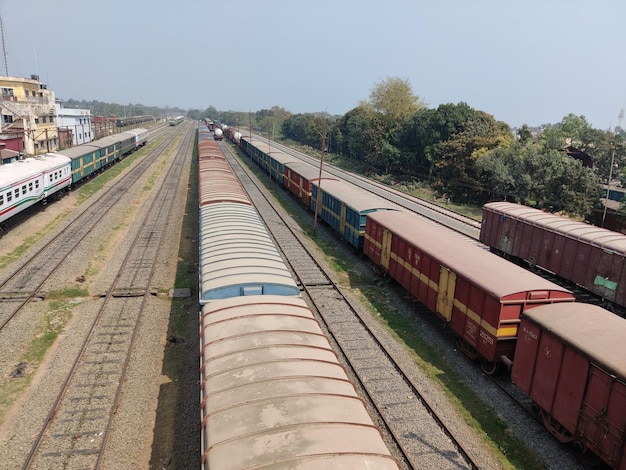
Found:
[476,142,602,217]
[367,77,424,122]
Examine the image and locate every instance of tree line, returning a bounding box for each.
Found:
[193,78,625,219]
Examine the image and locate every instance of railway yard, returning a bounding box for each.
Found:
[0,120,609,469]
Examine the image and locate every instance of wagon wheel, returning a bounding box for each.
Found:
[540,409,574,444]
[456,338,478,360]
[480,358,499,376]
[526,257,537,271]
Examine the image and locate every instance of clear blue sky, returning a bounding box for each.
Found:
[2,0,625,129]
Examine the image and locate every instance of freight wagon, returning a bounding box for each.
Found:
[199,295,399,470]
[284,161,338,208]
[512,303,626,469]
[311,179,398,250]
[481,201,626,313]
[364,210,576,373]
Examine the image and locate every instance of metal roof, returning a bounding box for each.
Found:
[199,203,299,302]
[315,179,399,213]
[200,295,398,469]
[522,303,626,381]
[484,202,626,254]
[368,210,573,300]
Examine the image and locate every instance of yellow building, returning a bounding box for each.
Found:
[0,74,58,155]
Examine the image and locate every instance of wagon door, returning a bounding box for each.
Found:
[380,229,392,271]
[578,365,626,468]
[594,249,619,301]
[436,267,456,321]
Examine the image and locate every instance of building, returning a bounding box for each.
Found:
[0,74,58,156]
[55,100,94,147]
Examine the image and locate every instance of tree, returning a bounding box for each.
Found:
[476,142,602,217]
[367,77,424,122]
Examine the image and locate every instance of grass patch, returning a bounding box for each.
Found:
[0,287,86,426]
[0,212,68,270]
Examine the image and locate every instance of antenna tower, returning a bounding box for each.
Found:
[0,15,7,75]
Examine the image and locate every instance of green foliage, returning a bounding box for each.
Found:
[367,76,424,122]
[62,98,180,118]
[475,142,602,217]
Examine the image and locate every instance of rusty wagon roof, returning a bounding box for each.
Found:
[483,202,626,254]
[369,210,573,300]
[521,303,626,381]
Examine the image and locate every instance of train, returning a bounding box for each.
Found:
[115,115,154,127]
[234,133,626,468]
[0,128,148,228]
[480,201,626,315]
[196,125,400,469]
[169,116,184,126]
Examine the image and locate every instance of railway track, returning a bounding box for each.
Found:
[0,126,178,333]
[20,125,194,469]
[222,142,496,469]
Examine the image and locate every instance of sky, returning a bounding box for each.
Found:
[1,0,625,129]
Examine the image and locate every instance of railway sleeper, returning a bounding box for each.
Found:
[0,291,47,301]
[102,287,158,298]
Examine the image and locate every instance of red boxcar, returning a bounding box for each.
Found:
[480,202,626,309]
[284,161,338,208]
[364,210,575,373]
[512,303,626,469]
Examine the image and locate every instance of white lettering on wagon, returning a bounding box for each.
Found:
[479,330,494,345]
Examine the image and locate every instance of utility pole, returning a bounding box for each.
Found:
[0,15,8,75]
[601,109,624,227]
[313,121,327,235]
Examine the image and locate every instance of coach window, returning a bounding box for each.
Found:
[29,182,33,191]
[14,189,19,198]
[22,185,26,195]
[35,181,39,189]
[6,192,11,202]
[0,194,3,205]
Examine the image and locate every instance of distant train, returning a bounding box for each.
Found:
[115,115,153,127]
[196,125,399,469]
[169,116,184,126]
[237,134,626,468]
[0,128,148,229]
[480,201,626,315]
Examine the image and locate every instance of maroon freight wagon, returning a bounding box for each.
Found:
[480,202,626,310]
[512,303,626,470]
[364,210,575,373]
[283,161,338,208]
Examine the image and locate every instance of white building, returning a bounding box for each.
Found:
[55,100,94,146]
